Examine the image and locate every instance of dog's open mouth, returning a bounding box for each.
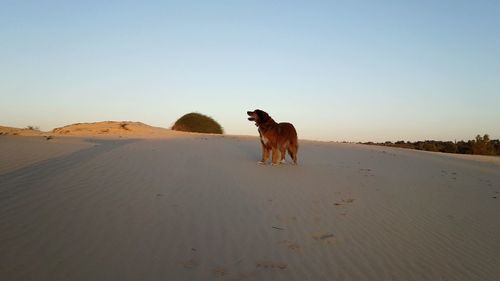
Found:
[247,111,256,122]
[248,116,257,126]
[247,112,258,126]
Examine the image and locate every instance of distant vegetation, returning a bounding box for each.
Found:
[119,122,130,130]
[361,134,500,156]
[172,112,224,134]
[26,125,39,130]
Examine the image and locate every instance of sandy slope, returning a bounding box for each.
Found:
[52,121,182,138]
[0,135,499,281]
[1,121,185,138]
[0,137,93,174]
[0,125,44,137]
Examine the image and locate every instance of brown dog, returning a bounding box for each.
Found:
[247,109,298,165]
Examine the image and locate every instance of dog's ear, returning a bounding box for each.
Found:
[256,110,270,123]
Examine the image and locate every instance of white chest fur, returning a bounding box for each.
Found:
[258,128,269,145]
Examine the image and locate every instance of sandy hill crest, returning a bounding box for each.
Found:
[0,125,43,137]
[1,121,183,138]
[52,121,180,137]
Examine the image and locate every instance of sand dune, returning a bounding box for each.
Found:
[0,136,92,174]
[1,121,185,138]
[52,121,182,138]
[0,125,44,137]
[1,135,499,281]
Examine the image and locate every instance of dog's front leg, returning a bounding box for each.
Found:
[260,143,270,164]
[271,147,281,165]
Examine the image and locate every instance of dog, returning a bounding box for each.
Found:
[247,109,298,165]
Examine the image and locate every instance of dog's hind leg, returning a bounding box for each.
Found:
[280,145,287,163]
[288,144,298,165]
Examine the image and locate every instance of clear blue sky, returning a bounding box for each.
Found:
[1,0,499,142]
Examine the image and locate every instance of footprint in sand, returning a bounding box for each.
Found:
[442,170,458,180]
[256,260,288,270]
[178,259,199,269]
[334,198,355,206]
[213,266,256,281]
[213,267,227,277]
[334,197,356,217]
[277,240,301,252]
[312,232,336,244]
[275,215,298,224]
[359,168,374,177]
[223,272,256,281]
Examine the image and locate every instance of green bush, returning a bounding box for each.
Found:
[172,112,224,134]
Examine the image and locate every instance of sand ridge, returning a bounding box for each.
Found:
[0,125,44,137]
[1,121,188,139]
[51,121,183,138]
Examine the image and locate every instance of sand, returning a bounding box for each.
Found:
[1,121,186,139]
[51,121,183,138]
[0,125,44,137]
[0,137,93,174]
[1,134,499,281]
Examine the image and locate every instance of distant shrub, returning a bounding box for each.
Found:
[26,125,39,130]
[172,112,224,134]
[472,134,495,155]
[119,123,130,130]
[423,142,439,152]
[442,141,457,153]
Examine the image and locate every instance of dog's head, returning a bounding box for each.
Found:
[247,109,270,126]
